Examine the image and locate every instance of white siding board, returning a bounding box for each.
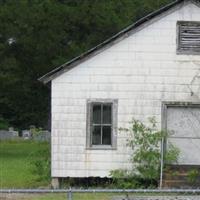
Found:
[51,2,200,177]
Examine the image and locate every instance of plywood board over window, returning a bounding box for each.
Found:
[177,21,200,54]
[162,102,200,165]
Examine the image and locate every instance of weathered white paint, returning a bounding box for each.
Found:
[51,2,200,178]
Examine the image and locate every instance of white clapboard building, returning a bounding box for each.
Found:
[40,0,200,187]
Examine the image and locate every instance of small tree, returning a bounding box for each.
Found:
[127,117,162,181]
[111,117,180,188]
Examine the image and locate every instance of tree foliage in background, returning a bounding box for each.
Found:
[0,0,173,129]
[0,116,9,130]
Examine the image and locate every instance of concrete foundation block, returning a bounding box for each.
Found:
[51,178,60,189]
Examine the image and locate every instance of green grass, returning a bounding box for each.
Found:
[0,139,50,188]
[31,193,115,200]
[1,193,197,200]
[0,193,119,200]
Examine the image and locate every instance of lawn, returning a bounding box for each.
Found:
[0,139,50,188]
[0,193,123,200]
[1,193,199,200]
[0,140,117,199]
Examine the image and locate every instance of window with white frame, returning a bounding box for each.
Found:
[177,21,200,54]
[86,99,118,149]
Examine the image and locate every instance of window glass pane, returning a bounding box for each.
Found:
[103,104,112,124]
[92,126,101,145]
[102,126,111,145]
[93,105,101,124]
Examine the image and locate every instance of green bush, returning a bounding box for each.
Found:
[110,169,157,189]
[111,117,179,188]
[30,127,43,137]
[187,169,199,184]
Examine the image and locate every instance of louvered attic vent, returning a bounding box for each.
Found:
[177,21,200,54]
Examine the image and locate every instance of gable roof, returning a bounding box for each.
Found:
[39,0,200,84]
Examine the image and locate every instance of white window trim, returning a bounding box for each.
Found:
[86,99,118,150]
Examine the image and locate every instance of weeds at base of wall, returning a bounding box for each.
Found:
[29,142,51,183]
[187,169,199,184]
[110,169,158,189]
[58,176,157,189]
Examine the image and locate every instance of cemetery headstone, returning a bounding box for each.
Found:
[22,130,31,140]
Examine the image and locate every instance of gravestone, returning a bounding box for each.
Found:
[0,128,19,140]
[22,130,31,140]
[9,127,19,137]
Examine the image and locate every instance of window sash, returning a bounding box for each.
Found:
[86,99,118,150]
[91,103,112,145]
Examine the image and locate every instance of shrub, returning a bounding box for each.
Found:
[110,169,155,189]
[111,117,179,188]
[30,127,43,137]
[187,169,199,184]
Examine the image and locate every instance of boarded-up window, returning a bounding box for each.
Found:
[177,21,200,54]
[163,103,200,165]
[86,99,118,149]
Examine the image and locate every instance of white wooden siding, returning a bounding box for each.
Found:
[51,2,200,178]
